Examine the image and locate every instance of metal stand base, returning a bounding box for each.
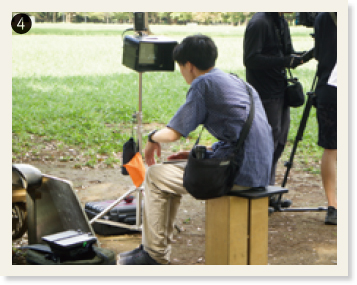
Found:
[89,186,144,231]
[270,198,327,213]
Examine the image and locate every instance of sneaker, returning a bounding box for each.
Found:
[119,244,143,259]
[325,206,337,225]
[118,249,163,265]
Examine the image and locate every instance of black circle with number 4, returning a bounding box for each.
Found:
[12,13,32,34]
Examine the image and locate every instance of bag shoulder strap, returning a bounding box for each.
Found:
[193,126,205,146]
[194,77,255,152]
[287,68,294,79]
[234,82,255,152]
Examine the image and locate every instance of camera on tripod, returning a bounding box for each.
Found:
[295,12,319,27]
[122,12,178,72]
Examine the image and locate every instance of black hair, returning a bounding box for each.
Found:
[172,34,218,70]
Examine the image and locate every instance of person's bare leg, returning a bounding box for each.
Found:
[321,149,337,208]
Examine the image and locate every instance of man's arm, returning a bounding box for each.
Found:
[144,127,182,166]
[145,85,206,166]
[243,21,286,70]
[286,23,315,63]
[243,20,303,70]
[149,127,182,143]
[314,18,320,62]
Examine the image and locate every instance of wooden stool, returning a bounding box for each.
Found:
[205,186,288,265]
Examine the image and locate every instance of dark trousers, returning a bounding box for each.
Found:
[262,97,290,185]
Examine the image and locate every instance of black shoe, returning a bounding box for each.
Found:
[325,206,337,225]
[280,199,292,208]
[119,244,143,258]
[118,249,163,265]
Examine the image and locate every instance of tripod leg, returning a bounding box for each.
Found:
[281,93,315,188]
[277,94,327,212]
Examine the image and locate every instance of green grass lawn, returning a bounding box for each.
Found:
[12,23,322,170]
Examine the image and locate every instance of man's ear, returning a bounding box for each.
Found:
[189,62,198,76]
[186,61,194,72]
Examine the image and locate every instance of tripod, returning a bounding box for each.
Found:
[270,74,328,213]
[89,72,145,231]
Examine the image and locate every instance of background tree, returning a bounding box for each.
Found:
[20,12,298,26]
[158,12,173,24]
[148,12,159,24]
[171,12,194,24]
[285,13,296,25]
[192,12,219,25]
[65,12,74,23]
[112,12,132,23]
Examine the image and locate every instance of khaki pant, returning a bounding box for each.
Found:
[142,162,249,264]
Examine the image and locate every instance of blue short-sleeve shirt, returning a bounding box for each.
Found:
[168,68,273,187]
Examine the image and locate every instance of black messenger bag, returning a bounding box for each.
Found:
[183,83,255,200]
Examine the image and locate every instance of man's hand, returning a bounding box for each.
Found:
[167,151,190,161]
[144,127,182,166]
[301,48,315,62]
[284,55,304,69]
[144,142,161,166]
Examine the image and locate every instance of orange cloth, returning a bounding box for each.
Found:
[123,152,146,187]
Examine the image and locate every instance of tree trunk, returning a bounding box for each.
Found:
[153,13,159,24]
[53,12,57,23]
[66,12,73,23]
[144,12,152,35]
[166,12,172,25]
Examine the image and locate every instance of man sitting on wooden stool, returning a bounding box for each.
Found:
[118,34,274,265]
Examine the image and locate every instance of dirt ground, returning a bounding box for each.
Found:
[12,144,337,265]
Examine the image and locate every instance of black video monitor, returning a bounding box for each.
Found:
[122,35,177,72]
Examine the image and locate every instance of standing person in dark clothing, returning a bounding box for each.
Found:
[243,12,312,207]
[314,12,337,225]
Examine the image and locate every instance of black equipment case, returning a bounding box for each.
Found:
[84,196,140,235]
[41,230,97,259]
[25,245,116,265]
[25,230,116,265]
